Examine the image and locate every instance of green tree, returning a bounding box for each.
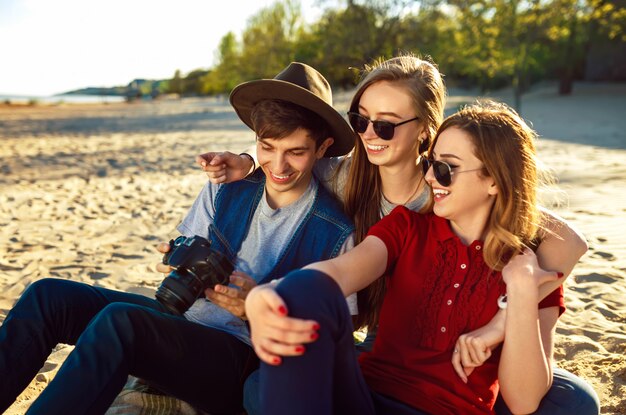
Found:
[165,0,624,100]
[553,0,626,92]
[441,0,625,108]
[237,0,303,80]
[396,5,458,77]
[168,69,183,96]
[306,3,394,88]
[202,32,243,95]
[182,69,209,95]
[436,1,573,111]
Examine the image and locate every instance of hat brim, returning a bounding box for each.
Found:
[229,79,355,157]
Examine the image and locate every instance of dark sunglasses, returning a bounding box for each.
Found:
[347,112,419,140]
[421,158,484,187]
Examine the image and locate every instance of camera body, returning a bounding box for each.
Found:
[156,235,234,315]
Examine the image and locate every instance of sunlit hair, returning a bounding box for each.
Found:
[431,100,543,271]
[251,99,330,147]
[345,53,446,329]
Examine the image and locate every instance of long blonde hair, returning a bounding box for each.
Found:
[432,101,542,270]
[345,53,446,329]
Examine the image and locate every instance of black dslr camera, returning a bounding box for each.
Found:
[155,235,234,315]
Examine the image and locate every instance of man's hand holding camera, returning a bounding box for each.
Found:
[156,242,174,273]
[155,240,254,318]
[205,272,257,319]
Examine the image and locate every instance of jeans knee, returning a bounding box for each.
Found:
[22,278,68,299]
[276,269,348,323]
[86,303,144,342]
[545,368,600,414]
[495,368,601,415]
[14,278,76,314]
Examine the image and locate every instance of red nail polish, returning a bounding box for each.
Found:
[295,346,305,353]
[312,323,320,330]
[273,357,281,364]
[278,305,287,315]
[557,272,564,278]
[311,332,319,340]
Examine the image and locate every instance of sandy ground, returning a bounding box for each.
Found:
[0,82,625,414]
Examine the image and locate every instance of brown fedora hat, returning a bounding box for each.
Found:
[229,62,355,157]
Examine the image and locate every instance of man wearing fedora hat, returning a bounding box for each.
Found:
[0,62,355,415]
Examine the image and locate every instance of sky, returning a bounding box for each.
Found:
[0,0,321,96]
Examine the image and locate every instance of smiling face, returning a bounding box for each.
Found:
[425,126,498,242]
[257,128,333,209]
[356,80,426,170]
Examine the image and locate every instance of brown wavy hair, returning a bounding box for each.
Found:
[343,54,446,330]
[431,101,543,270]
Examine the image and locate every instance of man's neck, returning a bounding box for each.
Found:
[264,178,313,210]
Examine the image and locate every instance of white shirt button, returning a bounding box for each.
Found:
[460,264,467,269]
[454,283,460,288]
[447,300,452,305]
[441,326,446,332]
[475,245,481,250]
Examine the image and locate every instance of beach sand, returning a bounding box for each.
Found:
[1,83,625,414]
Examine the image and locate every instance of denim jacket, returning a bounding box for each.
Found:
[209,169,354,284]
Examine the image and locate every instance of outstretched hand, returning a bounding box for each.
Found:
[245,285,319,365]
[205,271,257,318]
[196,151,254,184]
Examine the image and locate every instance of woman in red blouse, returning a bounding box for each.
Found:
[245,101,573,415]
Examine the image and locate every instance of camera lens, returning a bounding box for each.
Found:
[155,270,204,315]
[155,236,234,315]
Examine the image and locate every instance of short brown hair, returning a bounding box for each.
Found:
[250,99,330,148]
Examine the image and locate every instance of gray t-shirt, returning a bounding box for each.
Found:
[177,177,355,346]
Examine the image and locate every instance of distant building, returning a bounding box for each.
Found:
[585,41,626,81]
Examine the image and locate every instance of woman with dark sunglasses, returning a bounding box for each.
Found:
[244,102,587,415]
[195,54,597,414]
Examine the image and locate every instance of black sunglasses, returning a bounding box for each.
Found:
[347,112,419,140]
[421,158,484,187]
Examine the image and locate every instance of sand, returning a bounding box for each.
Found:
[0,83,625,414]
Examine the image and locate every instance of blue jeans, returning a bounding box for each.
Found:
[493,367,599,414]
[0,278,258,415]
[246,270,600,415]
[246,366,600,415]
[257,270,428,415]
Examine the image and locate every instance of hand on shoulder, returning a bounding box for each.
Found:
[196,151,254,184]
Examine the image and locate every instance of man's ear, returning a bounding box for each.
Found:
[316,137,334,159]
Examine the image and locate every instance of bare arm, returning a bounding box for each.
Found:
[498,250,560,414]
[303,235,388,296]
[535,207,588,295]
